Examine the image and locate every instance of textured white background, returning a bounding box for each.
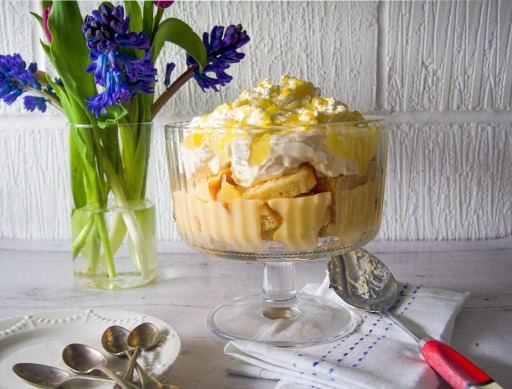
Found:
[1,0,511,241]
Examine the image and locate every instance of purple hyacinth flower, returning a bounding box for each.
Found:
[86,49,109,86]
[2,87,23,105]
[85,71,132,117]
[164,63,176,87]
[0,54,45,109]
[83,5,149,53]
[116,32,151,50]
[0,54,41,89]
[128,79,154,95]
[193,72,219,93]
[0,78,24,105]
[24,96,47,112]
[187,24,250,93]
[82,4,157,117]
[0,78,13,92]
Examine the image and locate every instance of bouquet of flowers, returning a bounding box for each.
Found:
[0,0,249,288]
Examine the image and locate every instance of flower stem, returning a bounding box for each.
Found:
[25,85,64,113]
[102,149,151,280]
[72,212,95,260]
[89,223,101,274]
[152,65,198,119]
[98,212,127,272]
[94,213,116,279]
[151,7,164,44]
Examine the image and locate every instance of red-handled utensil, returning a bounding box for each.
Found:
[328,249,503,389]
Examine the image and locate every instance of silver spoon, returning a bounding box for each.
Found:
[328,248,503,389]
[12,363,111,388]
[61,343,140,389]
[102,325,134,389]
[124,323,161,385]
[102,325,133,358]
[102,325,180,389]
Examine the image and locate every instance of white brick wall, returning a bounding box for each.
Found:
[1,1,511,241]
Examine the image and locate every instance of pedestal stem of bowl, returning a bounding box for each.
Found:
[261,261,300,319]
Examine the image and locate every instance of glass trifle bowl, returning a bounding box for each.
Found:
[165,116,388,347]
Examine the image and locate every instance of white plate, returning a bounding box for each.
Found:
[0,308,181,388]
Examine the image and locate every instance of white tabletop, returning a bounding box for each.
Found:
[0,237,511,388]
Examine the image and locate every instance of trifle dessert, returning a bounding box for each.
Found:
[166,76,388,346]
[167,76,387,257]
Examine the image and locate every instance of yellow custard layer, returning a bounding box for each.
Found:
[172,179,384,253]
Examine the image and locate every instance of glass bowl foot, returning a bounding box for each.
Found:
[207,293,355,347]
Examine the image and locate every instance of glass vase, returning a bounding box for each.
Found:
[69,122,157,289]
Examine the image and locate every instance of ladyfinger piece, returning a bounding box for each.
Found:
[242,164,317,200]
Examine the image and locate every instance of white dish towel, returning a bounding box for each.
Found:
[225,278,470,389]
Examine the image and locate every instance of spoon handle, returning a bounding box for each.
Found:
[70,375,112,383]
[94,365,141,389]
[127,348,165,389]
[384,310,503,389]
[421,340,504,389]
[124,346,142,383]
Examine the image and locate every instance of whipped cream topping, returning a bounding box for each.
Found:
[189,76,363,128]
[225,129,359,186]
[181,143,229,177]
[184,76,366,186]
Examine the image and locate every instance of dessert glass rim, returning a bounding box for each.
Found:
[164,115,388,132]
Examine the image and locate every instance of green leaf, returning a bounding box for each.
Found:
[97,104,128,129]
[129,96,139,124]
[47,75,73,119]
[151,18,207,70]
[126,124,148,200]
[39,38,53,62]
[124,1,144,59]
[50,65,89,209]
[70,125,104,208]
[45,66,90,125]
[101,124,121,181]
[136,93,152,123]
[69,132,88,209]
[143,1,154,41]
[124,1,143,32]
[30,12,44,32]
[48,1,98,124]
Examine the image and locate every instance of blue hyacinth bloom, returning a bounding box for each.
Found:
[128,79,154,95]
[85,71,132,117]
[0,78,22,105]
[164,63,176,87]
[186,24,250,92]
[0,54,42,108]
[1,85,23,105]
[193,72,219,93]
[83,4,157,117]
[24,96,47,112]
[0,54,41,89]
